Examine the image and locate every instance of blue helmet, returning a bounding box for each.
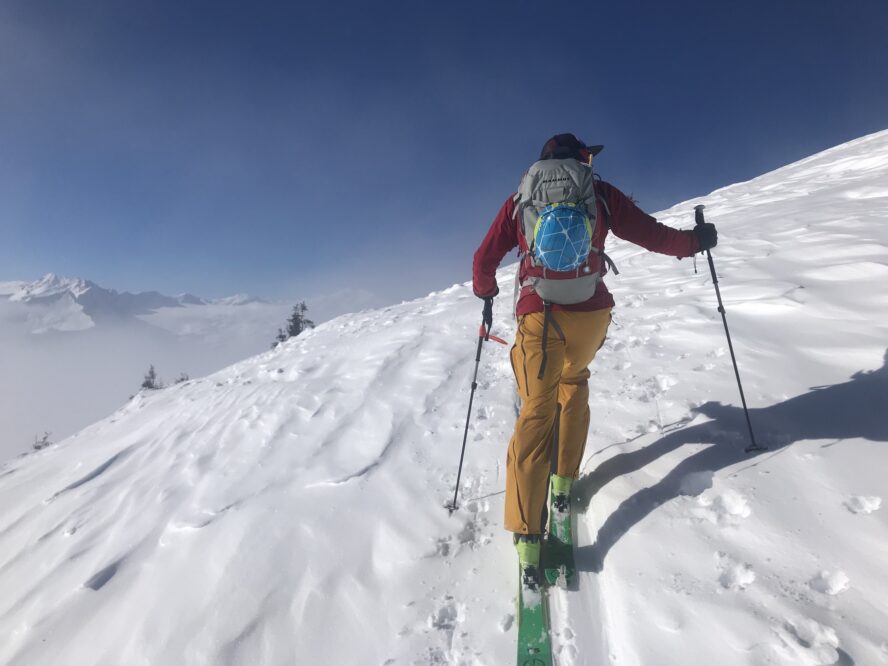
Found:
[532,203,593,272]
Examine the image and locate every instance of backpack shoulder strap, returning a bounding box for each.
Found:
[592,181,619,274]
[592,175,611,228]
[511,192,522,222]
[596,192,611,229]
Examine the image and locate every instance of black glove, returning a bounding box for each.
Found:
[481,297,494,339]
[693,222,718,252]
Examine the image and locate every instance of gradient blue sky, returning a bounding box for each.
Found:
[2,0,887,305]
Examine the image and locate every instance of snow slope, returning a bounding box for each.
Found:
[1,130,887,665]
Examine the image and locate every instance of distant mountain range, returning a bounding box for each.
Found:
[0,273,267,331]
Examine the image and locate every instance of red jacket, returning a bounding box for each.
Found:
[472,180,700,316]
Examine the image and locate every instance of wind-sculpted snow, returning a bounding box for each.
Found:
[1,129,888,664]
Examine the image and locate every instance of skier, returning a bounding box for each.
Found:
[472,133,718,586]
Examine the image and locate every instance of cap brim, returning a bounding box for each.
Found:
[587,144,604,156]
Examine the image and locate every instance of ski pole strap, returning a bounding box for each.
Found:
[477,324,508,346]
[474,326,486,363]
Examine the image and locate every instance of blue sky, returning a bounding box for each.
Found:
[2,0,887,306]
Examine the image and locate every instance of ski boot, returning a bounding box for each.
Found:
[543,474,576,587]
[514,534,542,592]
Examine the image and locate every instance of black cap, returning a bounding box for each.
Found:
[540,133,604,160]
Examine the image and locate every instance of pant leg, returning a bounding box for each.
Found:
[504,312,565,534]
[556,308,612,478]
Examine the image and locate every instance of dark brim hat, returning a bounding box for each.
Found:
[540,133,604,160]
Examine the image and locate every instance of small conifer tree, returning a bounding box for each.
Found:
[272,302,315,347]
[286,302,315,337]
[141,364,162,390]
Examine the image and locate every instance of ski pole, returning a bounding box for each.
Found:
[695,204,765,453]
[447,323,507,513]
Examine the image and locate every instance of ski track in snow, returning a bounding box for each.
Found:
[2,130,888,664]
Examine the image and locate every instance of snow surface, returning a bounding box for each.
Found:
[1,130,888,665]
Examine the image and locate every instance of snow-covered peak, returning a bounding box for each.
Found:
[8,273,97,302]
[208,293,267,306]
[1,130,887,665]
[1,274,273,330]
[176,293,207,306]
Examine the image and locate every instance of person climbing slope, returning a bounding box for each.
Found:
[472,133,718,587]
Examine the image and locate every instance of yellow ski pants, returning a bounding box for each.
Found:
[505,307,612,534]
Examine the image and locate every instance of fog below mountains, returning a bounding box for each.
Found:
[0,301,279,461]
[0,285,387,462]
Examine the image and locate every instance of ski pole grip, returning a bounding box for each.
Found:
[694,204,706,227]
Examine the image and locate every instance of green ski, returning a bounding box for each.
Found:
[543,474,576,588]
[515,537,553,666]
[516,567,553,666]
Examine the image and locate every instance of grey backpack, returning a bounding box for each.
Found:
[512,158,615,311]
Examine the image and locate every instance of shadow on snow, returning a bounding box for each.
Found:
[573,349,888,573]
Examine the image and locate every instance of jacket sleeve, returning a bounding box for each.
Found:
[472,196,520,298]
[600,182,700,258]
